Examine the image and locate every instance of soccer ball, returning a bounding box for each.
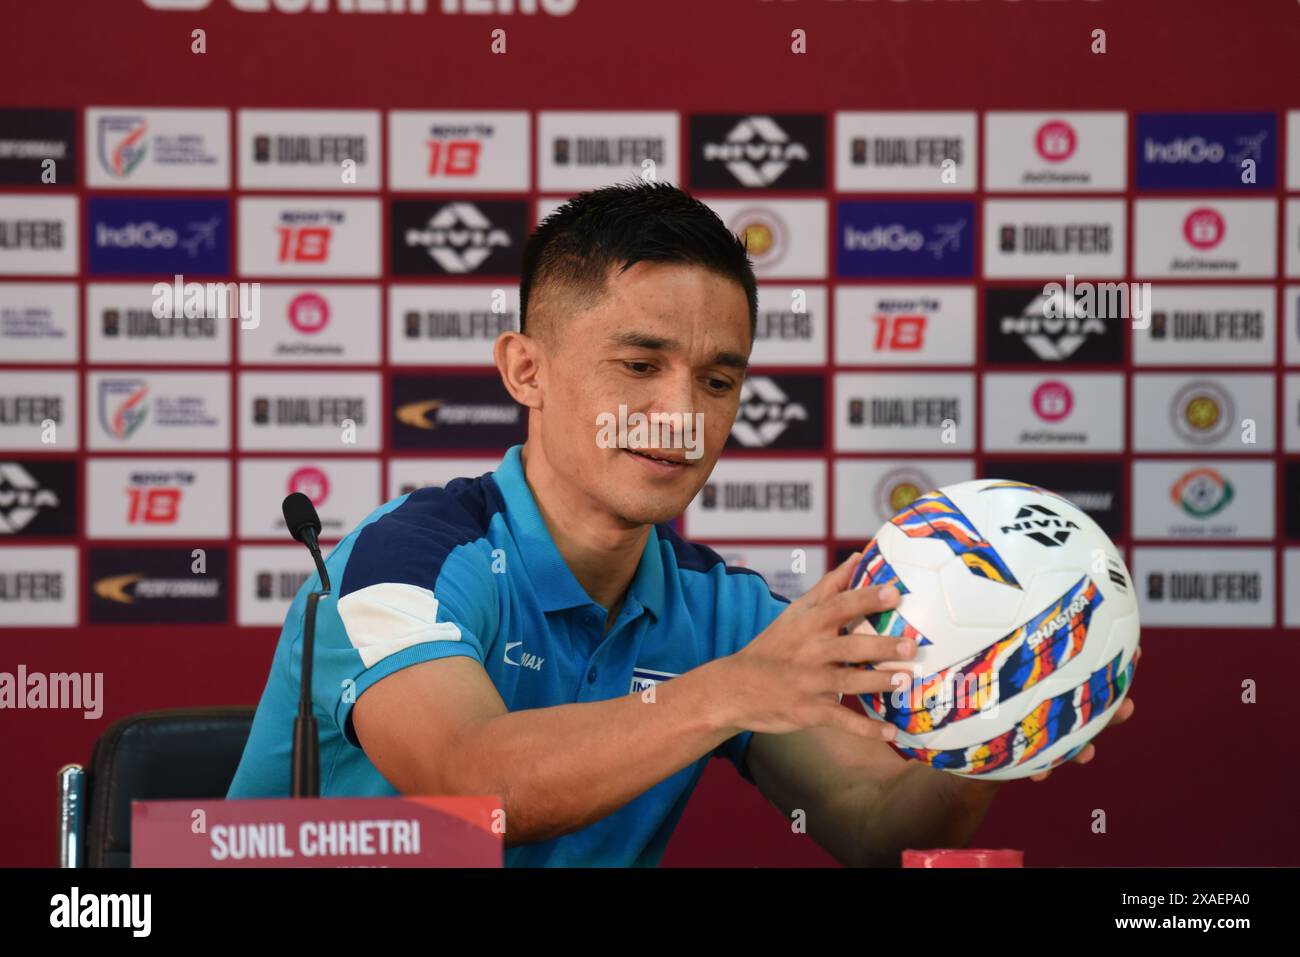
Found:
[848,478,1140,781]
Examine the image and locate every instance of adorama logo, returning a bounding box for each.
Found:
[1183,207,1225,250]
[288,466,330,506]
[287,292,329,333]
[427,140,481,177]
[1035,120,1076,163]
[1032,380,1074,422]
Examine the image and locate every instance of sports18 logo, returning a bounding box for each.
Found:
[276,227,331,262]
[872,314,926,351]
[426,140,481,177]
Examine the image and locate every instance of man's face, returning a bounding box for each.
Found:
[535,261,750,527]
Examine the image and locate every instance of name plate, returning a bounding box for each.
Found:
[131,796,502,867]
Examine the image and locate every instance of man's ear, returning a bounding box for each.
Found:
[494,331,544,411]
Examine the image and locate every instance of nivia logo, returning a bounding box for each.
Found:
[837,201,974,278]
[391,200,525,276]
[691,114,824,189]
[984,287,1122,364]
[0,462,60,533]
[1000,503,1079,547]
[1135,113,1276,189]
[88,197,229,274]
[730,377,811,448]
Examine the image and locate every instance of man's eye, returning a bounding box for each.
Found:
[624,361,654,374]
[707,378,734,392]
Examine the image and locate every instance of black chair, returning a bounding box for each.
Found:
[58,707,255,868]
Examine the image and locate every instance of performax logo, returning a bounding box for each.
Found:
[141,0,579,14]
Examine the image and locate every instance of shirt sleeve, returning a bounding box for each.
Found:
[710,570,792,783]
[307,499,500,748]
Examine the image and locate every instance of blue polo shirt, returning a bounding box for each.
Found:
[227,444,793,867]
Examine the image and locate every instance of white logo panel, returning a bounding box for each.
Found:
[87,282,232,364]
[389,111,529,191]
[0,546,78,627]
[1134,199,1276,278]
[982,373,1124,452]
[983,200,1125,279]
[0,196,78,275]
[237,284,381,365]
[834,112,977,192]
[238,458,380,542]
[0,283,77,362]
[238,109,381,190]
[835,372,975,453]
[1133,373,1274,453]
[984,112,1126,192]
[538,111,679,193]
[1130,460,1273,540]
[237,197,380,278]
[86,107,229,189]
[1132,546,1273,627]
[834,285,975,365]
[87,457,231,539]
[238,372,382,452]
[389,285,518,366]
[685,458,826,540]
[833,458,976,540]
[0,372,78,451]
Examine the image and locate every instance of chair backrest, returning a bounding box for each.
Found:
[84,707,255,868]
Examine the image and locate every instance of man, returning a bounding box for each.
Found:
[228,180,1136,866]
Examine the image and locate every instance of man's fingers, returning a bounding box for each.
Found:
[796,549,864,608]
[809,581,902,632]
[1107,697,1135,727]
[831,632,917,667]
[820,701,898,741]
[832,665,913,698]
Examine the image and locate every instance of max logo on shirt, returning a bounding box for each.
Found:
[503,642,544,671]
[630,668,678,694]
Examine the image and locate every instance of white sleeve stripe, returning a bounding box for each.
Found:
[337,582,463,670]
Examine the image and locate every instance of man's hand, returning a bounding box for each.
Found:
[717,551,912,741]
[1027,644,1142,782]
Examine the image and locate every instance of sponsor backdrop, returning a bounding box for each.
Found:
[1,0,1298,866]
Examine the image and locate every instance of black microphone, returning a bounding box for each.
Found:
[282,492,329,798]
[282,491,329,593]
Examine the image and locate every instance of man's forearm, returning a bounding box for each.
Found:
[432,658,741,847]
[851,765,1003,867]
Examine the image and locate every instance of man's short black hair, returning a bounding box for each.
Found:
[519,180,758,344]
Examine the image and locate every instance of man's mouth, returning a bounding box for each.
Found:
[623,448,691,470]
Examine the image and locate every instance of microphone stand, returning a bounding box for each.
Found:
[292,537,330,798]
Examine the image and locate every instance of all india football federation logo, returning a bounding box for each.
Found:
[99,378,150,441]
[97,116,149,179]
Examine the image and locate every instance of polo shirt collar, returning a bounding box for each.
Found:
[491,444,665,621]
